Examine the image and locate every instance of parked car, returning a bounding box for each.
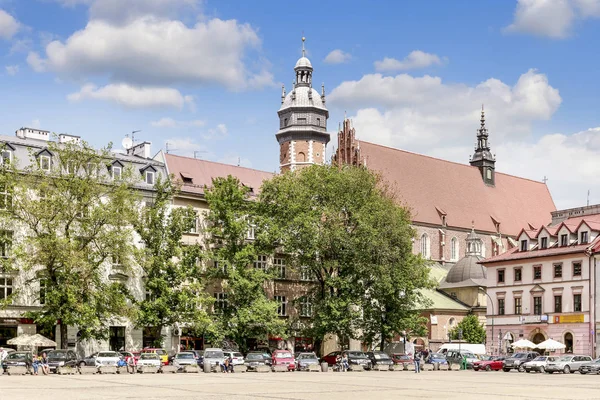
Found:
[321,351,342,366]
[446,349,479,369]
[95,351,121,367]
[473,356,505,371]
[295,352,319,371]
[223,351,244,366]
[173,352,197,369]
[245,352,271,370]
[503,352,538,372]
[2,352,33,372]
[546,355,593,374]
[391,353,413,366]
[579,358,600,374]
[141,348,168,365]
[523,356,557,373]
[203,348,225,370]
[120,351,137,366]
[365,351,394,369]
[426,353,448,365]
[272,349,296,371]
[137,353,161,370]
[47,349,78,372]
[79,352,99,367]
[345,351,371,370]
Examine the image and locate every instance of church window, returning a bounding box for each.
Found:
[316,118,321,126]
[284,118,288,127]
[297,118,307,125]
[297,152,306,162]
[486,168,492,180]
[420,233,430,259]
[450,237,458,261]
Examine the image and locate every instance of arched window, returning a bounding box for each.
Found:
[451,237,459,261]
[297,152,306,162]
[420,233,430,259]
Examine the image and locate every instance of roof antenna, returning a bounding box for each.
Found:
[166,142,177,154]
[193,150,208,159]
[302,34,306,57]
[587,190,590,206]
[542,176,548,184]
[132,130,141,144]
[237,157,241,167]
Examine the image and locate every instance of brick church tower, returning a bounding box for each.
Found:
[276,38,330,172]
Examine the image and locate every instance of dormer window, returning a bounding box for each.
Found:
[145,171,154,185]
[540,237,548,249]
[1,150,11,165]
[561,234,568,246]
[520,240,528,251]
[581,231,588,244]
[39,155,51,171]
[112,166,122,180]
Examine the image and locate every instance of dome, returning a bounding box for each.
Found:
[295,56,313,69]
[444,255,486,284]
[279,85,325,110]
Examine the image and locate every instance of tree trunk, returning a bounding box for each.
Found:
[60,323,68,349]
[379,333,385,352]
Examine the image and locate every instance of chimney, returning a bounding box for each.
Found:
[15,127,50,141]
[127,141,152,159]
[58,134,81,144]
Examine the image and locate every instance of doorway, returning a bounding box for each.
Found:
[109,326,125,351]
[532,332,545,345]
[564,332,573,353]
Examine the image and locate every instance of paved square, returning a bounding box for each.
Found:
[1,370,596,399]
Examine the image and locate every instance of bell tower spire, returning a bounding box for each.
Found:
[470,105,496,186]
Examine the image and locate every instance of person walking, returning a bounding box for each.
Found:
[413,351,421,373]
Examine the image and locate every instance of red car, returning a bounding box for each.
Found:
[321,351,342,366]
[271,350,296,371]
[473,356,505,371]
[391,353,413,366]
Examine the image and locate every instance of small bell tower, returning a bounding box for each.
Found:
[470,106,496,186]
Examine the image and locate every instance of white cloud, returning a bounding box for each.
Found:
[151,117,206,128]
[505,0,600,38]
[324,49,352,64]
[10,38,33,54]
[374,51,445,72]
[203,123,228,140]
[0,9,19,39]
[28,16,272,89]
[5,65,19,75]
[27,52,46,72]
[67,83,194,109]
[30,119,41,129]
[164,137,214,158]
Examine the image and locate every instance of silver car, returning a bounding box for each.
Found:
[546,355,593,374]
[203,348,225,370]
[172,352,197,370]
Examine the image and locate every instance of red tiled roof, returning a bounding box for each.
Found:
[358,141,556,235]
[164,154,274,196]
[480,238,597,264]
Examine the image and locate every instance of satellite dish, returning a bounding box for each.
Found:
[122,137,133,150]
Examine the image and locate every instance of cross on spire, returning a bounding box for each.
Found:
[302,36,306,57]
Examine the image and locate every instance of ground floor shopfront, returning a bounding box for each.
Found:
[487,314,592,356]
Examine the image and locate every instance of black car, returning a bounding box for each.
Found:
[2,352,33,372]
[345,351,372,370]
[365,351,393,369]
[245,352,271,370]
[47,349,78,372]
[503,352,538,372]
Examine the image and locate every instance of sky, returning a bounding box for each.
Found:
[0,0,599,210]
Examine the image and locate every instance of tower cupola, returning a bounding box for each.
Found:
[470,106,496,186]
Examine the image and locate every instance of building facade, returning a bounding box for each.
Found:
[482,205,600,356]
[276,38,329,172]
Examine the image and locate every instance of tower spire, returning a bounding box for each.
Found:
[302,36,306,57]
[470,105,496,186]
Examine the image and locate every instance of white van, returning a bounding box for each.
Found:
[438,343,486,355]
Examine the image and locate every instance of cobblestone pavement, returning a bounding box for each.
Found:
[1,370,599,400]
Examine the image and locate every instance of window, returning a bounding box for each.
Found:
[533,296,542,315]
[254,255,267,272]
[486,168,492,180]
[0,231,12,257]
[554,264,562,278]
[214,292,228,314]
[246,224,255,240]
[497,269,505,283]
[0,277,12,300]
[284,118,288,127]
[540,237,548,249]
[274,295,287,316]
[187,214,199,234]
[498,299,505,315]
[514,297,522,315]
[316,118,321,126]
[533,265,542,280]
[573,262,582,276]
[273,258,286,279]
[420,233,430,259]
[297,118,307,125]
[214,260,227,275]
[554,295,562,313]
[145,171,154,185]
[0,184,12,211]
[65,161,75,175]
[1,150,11,165]
[300,266,313,281]
[574,294,582,312]
[112,166,122,180]
[111,254,122,267]
[39,155,51,171]
[450,237,458,261]
[514,268,522,282]
[581,231,588,244]
[299,297,312,317]
[520,240,528,251]
[561,234,568,246]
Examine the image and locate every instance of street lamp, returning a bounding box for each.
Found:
[479,287,494,354]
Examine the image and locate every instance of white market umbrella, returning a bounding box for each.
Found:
[8,334,57,347]
[536,339,566,351]
[511,339,536,349]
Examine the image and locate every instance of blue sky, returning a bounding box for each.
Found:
[0,0,599,209]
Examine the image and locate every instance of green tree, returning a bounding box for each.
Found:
[132,177,215,347]
[450,314,486,344]
[258,164,432,352]
[0,139,138,347]
[203,175,285,353]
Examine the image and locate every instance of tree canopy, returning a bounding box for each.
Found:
[450,314,486,344]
